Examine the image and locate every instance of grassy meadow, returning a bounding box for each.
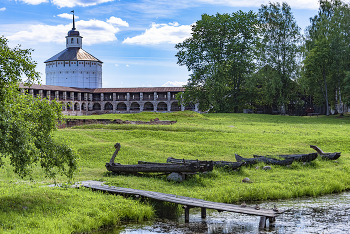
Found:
[1,111,350,233]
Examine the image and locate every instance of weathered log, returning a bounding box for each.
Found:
[236,154,294,166]
[106,163,203,173]
[254,153,318,162]
[235,154,258,165]
[167,157,246,170]
[310,145,341,160]
[166,157,214,171]
[109,143,121,165]
[138,160,212,173]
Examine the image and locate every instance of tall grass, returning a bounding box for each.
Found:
[0,182,153,234]
[1,112,349,233]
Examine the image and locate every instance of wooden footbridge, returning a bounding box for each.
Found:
[80,181,283,228]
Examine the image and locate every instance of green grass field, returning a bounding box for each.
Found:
[1,112,349,233]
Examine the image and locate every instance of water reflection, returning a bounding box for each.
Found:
[98,192,350,233]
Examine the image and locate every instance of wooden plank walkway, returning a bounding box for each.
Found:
[81,180,282,226]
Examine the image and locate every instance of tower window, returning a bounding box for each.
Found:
[71,38,73,43]
[77,38,79,44]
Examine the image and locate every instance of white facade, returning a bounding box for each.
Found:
[45,18,103,89]
[46,61,102,88]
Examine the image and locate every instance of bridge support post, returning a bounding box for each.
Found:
[201,207,206,219]
[183,205,190,223]
[269,217,276,227]
[259,216,266,229]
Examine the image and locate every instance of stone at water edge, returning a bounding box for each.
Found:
[167,172,184,182]
[263,166,272,170]
[242,177,250,183]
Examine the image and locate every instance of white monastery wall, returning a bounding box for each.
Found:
[46,61,102,88]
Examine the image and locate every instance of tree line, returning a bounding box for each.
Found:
[175,0,350,115]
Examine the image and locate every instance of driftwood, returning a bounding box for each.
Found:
[166,157,244,170]
[254,153,318,163]
[310,145,341,160]
[235,154,294,166]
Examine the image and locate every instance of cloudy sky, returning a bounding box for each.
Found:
[0,0,319,88]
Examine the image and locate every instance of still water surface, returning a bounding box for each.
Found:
[97,192,350,234]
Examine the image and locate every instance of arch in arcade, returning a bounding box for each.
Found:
[171,102,181,111]
[93,103,101,110]
[130,102,140,111]
[144,102,154,111]
[104,102,113,110]
[66,102,72,110]
[117,102,127,111]
[157,102,167,111]
[81,103,86,111]
[74,102,80,111]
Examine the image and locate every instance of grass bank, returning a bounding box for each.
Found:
[1,112,349,233]
[0,182,153,234]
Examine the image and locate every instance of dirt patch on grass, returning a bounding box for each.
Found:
[58,118,177,128]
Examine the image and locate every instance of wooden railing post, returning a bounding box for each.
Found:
[259,216,266,229]
[183,205,190,223]
[269,217,276,227]
[201,207,206,219]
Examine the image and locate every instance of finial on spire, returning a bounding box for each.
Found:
[71,10,76,30]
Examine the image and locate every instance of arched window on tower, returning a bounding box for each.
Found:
[71,38,73,43]
[77,38,79,44]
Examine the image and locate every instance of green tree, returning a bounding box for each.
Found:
[256,2,302,112]
[302,0,350,115]
[0,36,77,179]
[175,12,258,112]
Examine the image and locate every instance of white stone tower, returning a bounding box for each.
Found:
[45,11,103,88]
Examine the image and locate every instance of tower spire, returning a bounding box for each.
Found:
[71,10,76,30]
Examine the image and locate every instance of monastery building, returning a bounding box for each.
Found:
[20,13,196,116]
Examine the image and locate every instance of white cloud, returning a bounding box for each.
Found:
[19,0,48,5]
[196,0,318,10]
[162,81,186,87]
[57,13,79,19]
[126,64,129,67]
[0,7,6,11]
[123,22,191,45]
[51,0,114,8]
[115,64,119,66]
[8,19,119,45]
[107,16,129,27]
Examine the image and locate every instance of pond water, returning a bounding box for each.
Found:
[96,191,350,234]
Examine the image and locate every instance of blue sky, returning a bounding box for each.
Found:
[0,0,319,88]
